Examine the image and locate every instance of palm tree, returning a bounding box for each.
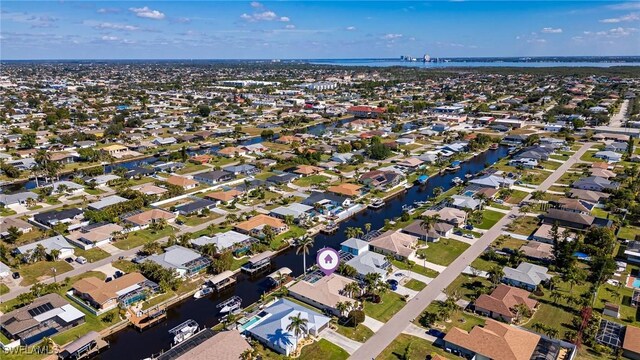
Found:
[240,348,255,360]
[343,282,361,299]
[475,192,488,210]
[420,214,440,240]
[286,312,309,342]
[550,290,562,304]
[336,301,351,317]
[488,266,504,286]
[40,336,54,352]
[34,149,51,187]
[296,236,315,277]
[49,249,61,262]
[364,223,372,234]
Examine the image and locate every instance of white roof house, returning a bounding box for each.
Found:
[146,245,211,278]
[15,235,75,260]
[190,231,254,252]
[87,195,128,211]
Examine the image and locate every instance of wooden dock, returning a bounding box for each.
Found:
[130,308,167,332]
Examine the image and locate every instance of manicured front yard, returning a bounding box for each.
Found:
[181,212,222,226]
[0,283,9,295]
[18,260,74,286]
[111,259,139,273]
[300,339,349,360]
[377,334,452,360]
[74,247,110,262]
[293,175,329,187]
[364,291,406,322]
[446,274,492,301]
[475,209,505,230]
[392,259,439,278]
[114,226,176,250]
[504,189,529,204]
[418,239,470,266]
[404,279,426,291]
[335,323,375,342]
[505,216,540,236]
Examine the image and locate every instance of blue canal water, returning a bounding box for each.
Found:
[96,145,509,360]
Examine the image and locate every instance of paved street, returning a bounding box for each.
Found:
[349,142,594,359]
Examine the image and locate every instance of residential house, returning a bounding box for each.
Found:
[175,198,217,216]
[168,330,251,360]
[347,105,385,118]
[193,170,234,185]
[450,195,481,210]
[101,144,128,157]
[190,231,255,253]
[327,183,363,198]
[67,223,123,250]
[474,284,538,323]
[532,224,572,244]
[123,208,176,231]
[340,238,369,256]
[0,218,33,238]
[266,172,299,186]
[14,235,75,261]
[302,191,352,211]
[345,250,391,280]
[623,325,640,360]
[594,151,622,163]
[554,198,594,214]
[130,183,168,196]
[572,176,619,192]
[166,175,199,190]
[0,191,38,206]
[520,241,555,262]
[217,146,246,158]
[604,142,628,153]
[469,174,515,189]
[235,214,289,238]
[396,157,424,170]
[568,189,610,203]
[359,170,404,190]
[87,195,128,211]
[245,298,330,356]
[204,189,243,204]
[330,153,355,164]
[71,273,158,311]
[33,208,87,230]
[423,207,467,227]
[152,137,177,146]
[288,274,356,316]
[50,181,84,195]
[294,165,323,176]
[624,241,640,264]
[543,208,595,230]
[269,203,313,223]
[223,164,258,176]
[502,262,552,291]
[0,293,85,345]
[369,230,418,260]
[402,220,453,242]
[146,245,211,278]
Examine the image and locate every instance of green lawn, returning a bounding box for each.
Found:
[422,303,486,332]
[580,150,599,163]
[114,226,176,250]
[505,216,540,236]
[182,212,222,226]
[18,261,74,286]
[494,236,528,251]
[0,207,17,216]
[364,291,406,322]
[0,283,9,295]
[84,188,106,195]
[74,247,110,262]
[273,225,306,250]
[142,292,175,310]
[176,164,209,175]
[618,226,640,241]
[594,283,640,327]
[556,171,583,185]
[254,171,275,180]
[392,259,439,278]
[300,339,348,360]
[475,209,505,230]
[520,170,550,185]
[418,239,470,266]
[523,302,575,340]
[540,161,562,170]
[404,279,426,291]
[470,257,495,272]
[111,259,138,273]
[293,175,329,187]
[335,323,375,342]
[504,190,529,204]
[446,274,492,301]
[377,334,452,360]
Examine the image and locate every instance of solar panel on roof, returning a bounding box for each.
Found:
[28,302,54,317]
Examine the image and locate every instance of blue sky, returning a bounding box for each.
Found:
[1,1,639,59]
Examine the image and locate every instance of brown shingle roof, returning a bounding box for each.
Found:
[624,325,640,354]
[175,330,251,360]
[475,284,538,320]
[369,230,418,258]
[235,214,286,233]
[72,272,147,305]
[125,208,175,226]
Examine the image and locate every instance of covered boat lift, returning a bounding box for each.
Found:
[241,251,275,274]
[207,270,236,291]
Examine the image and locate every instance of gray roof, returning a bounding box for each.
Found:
[190,230,253,251]
[0,191,38,206]
[147,245,204,270]
[503,262,552,287]
[345,251,389,278]
[91,174,121,184]
[270,203,313,218]
[16,235,74,255]
[87,195,128,210]
[247,298,330,353]
[469,175,515,188]
[340,237,369,250]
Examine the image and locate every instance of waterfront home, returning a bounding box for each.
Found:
[0,217,33,238]
[347,105,385,118]
[571,176,619,192]
[474,284,538,323]
[502,262,552,291]
[469,174,515,189]
[423,207,467,227]
[345,250,391,280]
[327,183,363,198]
[193,170,234,185]
[396,157,424,170]
[508,158,538,169]
[152,137,177,146]
[369,230,418,260]
[359,170,404,190]
[513,146,554,161]
[443,319,568,360]
[340,238,369,256]
[33,208,87,230]
[402,220,453,242]
[174,198,217,216]
[67,223,123,250]
[288,274,356,316]
[123,208,176,231]
[594,150,622,163]
[146,245,211,278]
[14,235,75,261]
[235,214,289,238]
[0,191,38,206]
[0,293,85,345]
[50,180,85,195]
[450,195,481,210]
[101,144,128,157]
[71,272,158,311]
[245,298,330,356]
[87,195,129,211]
[169,330,251,360]
[501,134,528,145]
[302,191,353,210]
[269,203,314,222]
[90,174,120,185]
[624,241,640,264]
[190,230,255,253]
[166,175,199,190]
[124,166,156,179]
[217,146,246,158]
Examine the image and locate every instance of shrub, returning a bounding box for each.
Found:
[347,309,365,327]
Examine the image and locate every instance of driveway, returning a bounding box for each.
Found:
[320,329,362,355]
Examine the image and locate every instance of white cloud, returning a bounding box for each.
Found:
[129,6,165,20]
[599,13,640,23]
[584,27,637,38]
[527,38,547,43]
[91,22,140,31]
[608,3,640,10]
[101,35,119,41]
[382,33,403,40]
[251,1,263,8]
[240,10,290,22]
[346,26,356,31]
[285,24,295,29]
[541,27,563,33]
[97,8,120,14]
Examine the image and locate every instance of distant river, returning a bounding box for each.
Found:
[309,59,640,68]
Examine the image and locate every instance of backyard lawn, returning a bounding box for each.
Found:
[18,260,74,286]
[475,209,505,230]
[523,302,575,339]
[618,226,640,241]
[114,226,176,250]
[293,175,330,187]
[377,334,452,360]
[418,239,470,266]
[594,283,640,327]
[364,291,406,322]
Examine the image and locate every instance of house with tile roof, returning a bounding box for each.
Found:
[288,274,356,316]
[327,183,363,197]
[234,214,288,238]
[369,230,418,259]
[146,245,211,278]
[166,175,199,190]
[474,284,538,323]
[502,262,552,291]
[124,208,176,231]
[71,272,158,312]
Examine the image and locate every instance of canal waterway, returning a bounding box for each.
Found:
[96,145,509,360]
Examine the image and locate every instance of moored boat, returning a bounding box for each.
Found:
[193,285,213,299]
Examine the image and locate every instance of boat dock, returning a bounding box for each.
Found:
[267,267,292,286]
[241,250,274,275]
[217,296,242,314]
[130,308,167,332]
[207,270,236,292]
[58,331,109,360]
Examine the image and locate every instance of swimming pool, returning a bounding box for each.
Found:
[239,315,263,332]
[633,278,640,288]
[464,190,475,197]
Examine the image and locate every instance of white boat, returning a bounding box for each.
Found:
[217,296,242,314]
[368,198,384,209]
[169,319,199,345]
[452,177,463,185]
[194,286,213,299]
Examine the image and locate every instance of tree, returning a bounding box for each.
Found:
[5,226,21,244]
[296,236,314,277]
[40,337,54,353]
[19,133,37,149]
[31,244,48,263]
[347,309,365,326]
[197,104,211,117]
[550,290,562,304]
[343,282,361,298]
[513,303,532,323]
[336,301,351,317]
[262,225,275,245]
[49,249,61,262]
[286,312,309,341]
[364,223,372,234]
[488,266,504,286]
[420,214,440,240]
[433,186,444,197]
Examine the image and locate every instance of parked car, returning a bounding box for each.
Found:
[454,230,463,236]
[76,256,87,264]
[387,279,399,291]
[427,328,446,338]
[105,277,113,283]
[12,272,20,279]
[118,256,125,260]
[65,257,74,263]
[463,233,474,239]
[114,271,124,278]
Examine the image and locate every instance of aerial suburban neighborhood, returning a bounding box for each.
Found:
[0,59,639,360]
